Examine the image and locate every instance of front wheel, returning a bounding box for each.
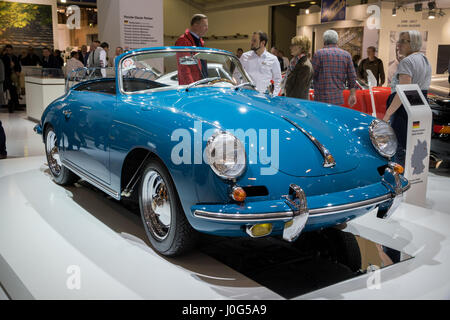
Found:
[45,125,79,185]
[138,160,197,256]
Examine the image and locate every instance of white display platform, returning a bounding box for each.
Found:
[25,76,65,122]
[1,156,450,299]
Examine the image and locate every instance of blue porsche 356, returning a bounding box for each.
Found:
[34,47,409,256]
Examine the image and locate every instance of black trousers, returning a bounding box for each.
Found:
[0,120,6,156]
[4,80,19,113]
[386,90,428,167]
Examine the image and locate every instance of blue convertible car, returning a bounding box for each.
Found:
[35,47,409,256]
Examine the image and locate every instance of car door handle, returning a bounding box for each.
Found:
[63,110,72,119]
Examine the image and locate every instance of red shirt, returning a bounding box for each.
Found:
[175,29,205,85]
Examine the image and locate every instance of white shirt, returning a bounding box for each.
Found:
[240,49,282,95]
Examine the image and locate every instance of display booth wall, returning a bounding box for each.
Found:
[297,2,450,79]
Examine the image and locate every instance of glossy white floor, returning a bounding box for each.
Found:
[1,111,450,299]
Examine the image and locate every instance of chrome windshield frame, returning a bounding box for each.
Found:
[117,48,255,96]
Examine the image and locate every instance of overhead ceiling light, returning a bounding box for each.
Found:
[428,10,436,19]
[290,3,296,7]
[61,0,66,3]
[392,8,397,16]
[428,1,436,10]
[310,1,317,4]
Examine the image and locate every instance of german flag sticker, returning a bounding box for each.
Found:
[413,121,420,129]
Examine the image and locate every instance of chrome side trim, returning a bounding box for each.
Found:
[62,160,120,200]
[281,116,336,168]
[193,182,410,222]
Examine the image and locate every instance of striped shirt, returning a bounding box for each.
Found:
[312,44,357,105]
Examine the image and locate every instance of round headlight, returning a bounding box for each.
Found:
[369,119,398,158]
[205,132,246,179]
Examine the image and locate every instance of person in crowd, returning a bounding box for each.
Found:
[282,35,313,100]
[240,31,282,96]
[270,46,284,71]
[80,45,89,66]
[279,50,290,72]
[358,46,385,86]
[111,46,124,67]
[0,55,6,159]
[311,30,357,107]
[352,54,361,72]
[86,40,101,68]
[41,47,58,69]
[53,50,64,69]
[0,117,6,159]
[448,58,450,96]
[65,51,84,76]
[99,42,109,68]
[1,45,21,113]
[175,14,209,84]
[0,57,5,107]
[383,30,432,166]
[115,47,124,57]
[236,48,244,59]
[20,46,41,66]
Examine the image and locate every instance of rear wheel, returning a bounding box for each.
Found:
[138,160,197,256]
[45,126,79,185]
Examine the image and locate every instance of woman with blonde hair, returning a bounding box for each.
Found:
[383,30,431,166]
[282,35,313,99]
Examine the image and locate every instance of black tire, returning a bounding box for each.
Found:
[44,125,79,186]
[322,228,362,272]
[138,159,197,256]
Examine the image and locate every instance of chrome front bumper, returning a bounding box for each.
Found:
[193,164,410,242]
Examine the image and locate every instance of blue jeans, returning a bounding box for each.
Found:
[0,120,6,156]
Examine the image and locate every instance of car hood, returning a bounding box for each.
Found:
[165,88,361,177]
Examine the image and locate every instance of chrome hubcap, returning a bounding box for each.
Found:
[142,170,171,241]
[46,130,62,176]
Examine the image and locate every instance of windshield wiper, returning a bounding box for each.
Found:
[185,77,221,91]
[234,82,256,91]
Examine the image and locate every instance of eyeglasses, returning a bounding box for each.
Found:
[397,39,411,44]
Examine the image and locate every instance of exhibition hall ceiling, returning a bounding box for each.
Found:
[186,0,450,11]
[184,0,321,11]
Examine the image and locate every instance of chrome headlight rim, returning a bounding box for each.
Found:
[369,119,398,158]
[205,131,247,180]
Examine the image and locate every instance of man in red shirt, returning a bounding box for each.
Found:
[175,14,209,85]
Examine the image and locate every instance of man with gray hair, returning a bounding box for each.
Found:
[312,30,357,107]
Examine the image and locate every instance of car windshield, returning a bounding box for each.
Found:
[119,49,252,93]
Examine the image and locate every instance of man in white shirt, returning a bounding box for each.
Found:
[240,31,282,96]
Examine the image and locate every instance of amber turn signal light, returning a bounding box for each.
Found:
[393,163,404,174]
[231,186,246,202]
[389,162,404,174]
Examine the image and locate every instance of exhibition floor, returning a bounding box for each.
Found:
[1,112,450,299]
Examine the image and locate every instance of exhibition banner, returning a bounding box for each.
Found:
[321,0,346,23]
[0,1,53,48]
[119,0,163,51]
[335,26,364,58]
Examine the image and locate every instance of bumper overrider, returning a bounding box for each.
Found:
[192,163,410,242]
